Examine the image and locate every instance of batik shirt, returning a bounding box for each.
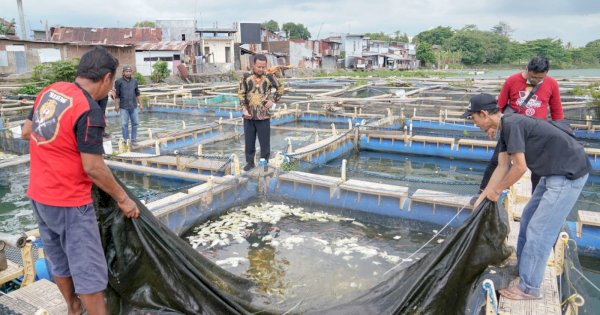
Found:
[237,72,284,120]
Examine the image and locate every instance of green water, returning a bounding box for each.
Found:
[0,165,196,234]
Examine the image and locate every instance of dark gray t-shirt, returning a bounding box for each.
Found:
[498,114,591,179]
[115,77,140,109]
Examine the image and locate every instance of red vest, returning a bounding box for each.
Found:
[27,82,94,206]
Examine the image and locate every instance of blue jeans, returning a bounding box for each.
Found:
[120,107,139,141]
[516,173,588,296]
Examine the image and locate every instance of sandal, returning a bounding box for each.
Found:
[499,283,542,300]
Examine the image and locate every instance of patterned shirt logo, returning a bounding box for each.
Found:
[32,89,73,145]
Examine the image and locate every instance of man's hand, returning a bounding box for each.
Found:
[117,195,140,219]
[115,104,120,113]
[264,100,274,109]
[485,188,502,202]
[138,103,143,112]
[242,107,252,119]
[487,128,496,140]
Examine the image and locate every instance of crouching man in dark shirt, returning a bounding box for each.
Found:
[466,93,590,300]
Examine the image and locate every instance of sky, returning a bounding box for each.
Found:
[2,0,600,47]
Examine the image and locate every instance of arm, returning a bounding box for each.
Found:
[475,151,511,207]
[135,81,142,111]
[270,74,285,103]
[81,153,139,218]
[237,75,251,118]
[22,108,34,139]
[479,152,527,205]
[497,79,510,113]
[549,80,564,121]
[21,119,32,140]
[114,81,120,113]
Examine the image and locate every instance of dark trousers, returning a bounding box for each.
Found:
[244,119,270,166]
[480,141,541,193]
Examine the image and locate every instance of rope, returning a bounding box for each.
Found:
[570,266,600,293]
[383,200,471,275]
[482,281,498,315]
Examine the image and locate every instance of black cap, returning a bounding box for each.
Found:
[460,93,498,118]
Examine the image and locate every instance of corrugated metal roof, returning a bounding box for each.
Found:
[51,27,162,44]
[135,41,191,51]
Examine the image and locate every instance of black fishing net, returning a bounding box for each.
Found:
[93,177,511,314]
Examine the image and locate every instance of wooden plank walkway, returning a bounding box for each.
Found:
[0,279,67,314]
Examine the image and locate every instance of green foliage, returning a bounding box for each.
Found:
[444,30,486,65]
[280,161,299,172]
[434,50,462,69]
[352,79,368,88]
[365,32,393,41]
[17,84,41,95]
[491,21,514,38]
[31,59,79,86]
[282,22,311,40]
[0,18,15,35]
[393,30,409,42]
[414,26,454,46]
[150,61,170,83]
[133,72,146,85]
[416,42,435,66]
[583,39,600,62]
[133,20,155,28]
[262,20,280,32]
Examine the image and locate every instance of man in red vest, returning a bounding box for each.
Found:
[27,46,140,315]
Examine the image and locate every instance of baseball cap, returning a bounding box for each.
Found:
[460,93,498,118]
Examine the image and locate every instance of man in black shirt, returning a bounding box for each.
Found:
[114,65,142,144]
[465,93,590,300]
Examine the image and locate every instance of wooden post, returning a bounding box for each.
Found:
[197,144,203,155]
[554,232,569,275]
[287,139,293,154]
[20,242,35,287]
[118,138,124,153]
[354,125,359,147]
[229,112,233,119]
[400,108,405,119]
[413,108,416,118]
[155,140,160,155]
[359,108,362,115]
[341,159,347,182]
[331,123,337,136]
[315,130,319,143]
[307,103,310,111]
[348,118,353,130]
[176,155,182,171]
[231,154,240,176]
[148,128,153,140]
[386,108,391,117]
[182,120,186,130]
[403,125,408,144]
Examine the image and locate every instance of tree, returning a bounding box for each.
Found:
[282,22,311,40]
[491,21,514,39]
[444,31,486,65]
[414,26,454,46]
[393,30,410,43]
[416,42,435,66]
[262,20,279,32]
[523,38,569,64]
[134,20,155,28]
[584,39,600,61]
[365,32,392,41]
[0,18,15,35]
[434,50,463,69]
[151,61,170,83]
